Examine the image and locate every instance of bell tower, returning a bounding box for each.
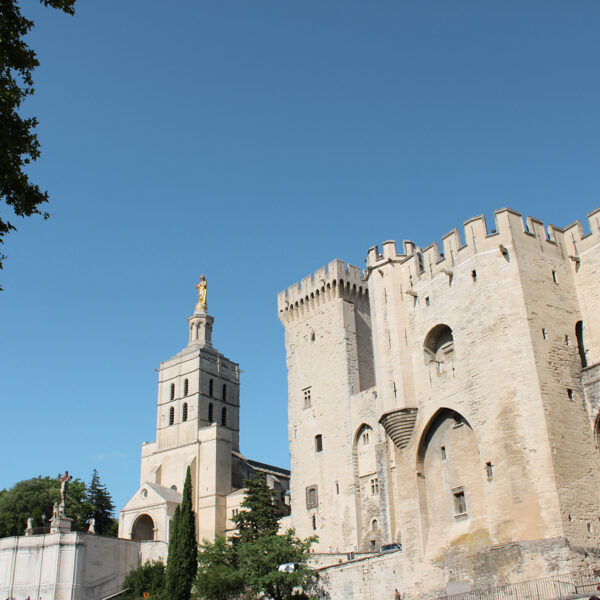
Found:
[120,275,242,545]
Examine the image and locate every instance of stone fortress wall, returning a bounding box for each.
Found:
[279,208,600,599]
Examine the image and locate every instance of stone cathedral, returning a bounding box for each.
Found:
[278,207,600,597]
[119,277,290,550]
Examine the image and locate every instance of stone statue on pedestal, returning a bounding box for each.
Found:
[25,517,33,536]
[87,518,96,534]
[58,471,72,509]
[50,471,74,534]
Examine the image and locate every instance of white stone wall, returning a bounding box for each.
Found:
[0,533,140,600]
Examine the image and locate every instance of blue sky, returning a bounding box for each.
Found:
[1,1,599,512]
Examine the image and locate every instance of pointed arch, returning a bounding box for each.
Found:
[416,408,485,556]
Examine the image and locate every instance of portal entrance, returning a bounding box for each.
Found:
[131,513,155,541]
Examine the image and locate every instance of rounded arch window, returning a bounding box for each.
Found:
[184,379,189,396]
[208,402,214,423]
[222,407,227,427]
[182,402,188,422]
[169,406,175,426]
[424,324,454,374]
[170,383,175,400]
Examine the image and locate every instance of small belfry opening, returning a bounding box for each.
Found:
[131,513,155,541]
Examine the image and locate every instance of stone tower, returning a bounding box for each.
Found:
[120,281,241,544]
[278,259,376,552]
[279,208,600,596]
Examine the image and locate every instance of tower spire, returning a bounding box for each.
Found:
[188,275,214,347]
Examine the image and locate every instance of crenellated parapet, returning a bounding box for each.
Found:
[365,207,600,279]
[278,258,368,324]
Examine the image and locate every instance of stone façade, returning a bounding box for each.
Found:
[278,207,600,597]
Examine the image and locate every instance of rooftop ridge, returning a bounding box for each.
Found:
[365,207,600,275]
[277,258,368,321]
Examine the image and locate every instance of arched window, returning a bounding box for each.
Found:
[315,434,323,452]
[209,379,214,397]
[208,403,213,423]
[169,406,174,425]
[170,383,175,400]
[222,384,227,401]
[182,403,188,422]
[184,379,189,396]
[424,325,454,374]
[576,321,587,368]
[222,407,227,426]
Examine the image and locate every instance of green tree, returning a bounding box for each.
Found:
[232,474,284,543]
[122,559,166,600]
[165,466,198,600]
[85,468,117,536]
[194,475,317,600]
[237,530,317,600]
[0,0,76,282]
[0,474,87,536]
[194,536,244,600]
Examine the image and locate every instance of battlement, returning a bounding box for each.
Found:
[277,259,368,322]
[365,207,600,277]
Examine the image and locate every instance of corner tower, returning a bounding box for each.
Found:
[278,260,378,552]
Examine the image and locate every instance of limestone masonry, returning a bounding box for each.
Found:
[278,207,600,598]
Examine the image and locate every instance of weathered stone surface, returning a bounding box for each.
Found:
[279,208,600,598]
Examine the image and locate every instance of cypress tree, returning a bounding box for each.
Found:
[164,467,197,600]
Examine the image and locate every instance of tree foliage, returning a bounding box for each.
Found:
[195,536,244,600]
[194,475,318,600]
[85,468,117,536]
[0,0,76,280]
[165,466,198,600]
[232,473,284,544]
[0,471,116,537]
[122,560,166,600]
[237,530,317,600]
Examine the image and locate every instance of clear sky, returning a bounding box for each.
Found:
[1,1,599,512]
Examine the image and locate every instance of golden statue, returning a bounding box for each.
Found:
[195,275,207,310]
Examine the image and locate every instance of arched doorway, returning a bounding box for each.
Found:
[131,513,155,541]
